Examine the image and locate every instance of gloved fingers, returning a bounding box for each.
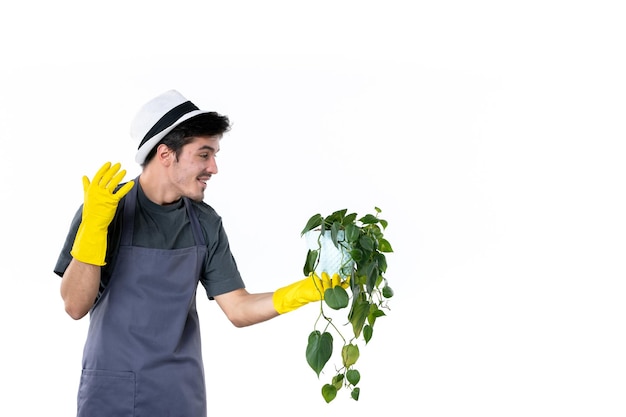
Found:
[99,162,122,190]
[319,272,350,290]
[115,180,135,199]
[81,175,91,192]
[320,272,332,291]
[108,167,128,192]
[341,275,350,289]
[92,162,113,186]
[89,162,130,196]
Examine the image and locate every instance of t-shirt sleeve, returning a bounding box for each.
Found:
[53,205,82,277]
[199,218,245,299]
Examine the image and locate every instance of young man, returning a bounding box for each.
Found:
[54,90,345,417]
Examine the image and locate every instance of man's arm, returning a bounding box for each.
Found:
[60,259,101,320]
[60,161,134,320]
[214,273,348,327]
[214,289,278,328]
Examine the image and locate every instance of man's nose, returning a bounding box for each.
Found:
[208,157,218,174]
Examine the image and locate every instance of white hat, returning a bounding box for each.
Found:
[130,90,211,164]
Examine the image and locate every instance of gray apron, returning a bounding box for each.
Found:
[77,181,207,417]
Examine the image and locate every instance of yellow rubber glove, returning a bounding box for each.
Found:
[273,272,349,314]
[70,162,135,266]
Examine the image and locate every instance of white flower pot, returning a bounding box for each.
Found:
[304,230,354,279]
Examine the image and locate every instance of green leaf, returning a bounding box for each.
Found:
[375,274,384,288]
[306,331,333,377]
[342,344,360,368]
[324,286,349,310]
[330,222,341,248]
[301,214,323,235]
[365,263,379,294]
[322,384,337,403]
[376,252,388,273]
[349,248,363,262]
[359,235,375,252]
[378,238,393,252]
[344,223,359,242]
[303,249,319,276]
[383,285,394,298]
[368,307,386,326]
[349,273,361,297]
[343,212,358,226]
[346,369,361,386]
[349,297,369,338]
[328,209,348,223]
[351,387,360,401]
[332,373,344,390]
[363,324,373,343]
[359,214,379,224]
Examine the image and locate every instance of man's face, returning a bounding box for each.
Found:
[169,135,221,201]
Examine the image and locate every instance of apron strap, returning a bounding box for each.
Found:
[183,197,206,246]
[120,176,139,246]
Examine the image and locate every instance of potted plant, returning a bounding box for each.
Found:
[300,207,394,403]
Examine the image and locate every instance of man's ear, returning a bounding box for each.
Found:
[156,144,174,166]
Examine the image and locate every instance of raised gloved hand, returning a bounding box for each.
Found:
[273,272,349,314]
[70,162,135,266]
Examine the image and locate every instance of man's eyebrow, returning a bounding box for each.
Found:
[197,144,219,153]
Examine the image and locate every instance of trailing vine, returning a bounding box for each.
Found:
[300,207,394,403]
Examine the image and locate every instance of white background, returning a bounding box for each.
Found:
[1,1,625,416]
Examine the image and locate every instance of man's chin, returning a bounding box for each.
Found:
[184,189,205,202]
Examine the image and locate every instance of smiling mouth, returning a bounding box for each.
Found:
[198,176,211,188]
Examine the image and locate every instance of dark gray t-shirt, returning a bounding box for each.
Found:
[54,182,245,302]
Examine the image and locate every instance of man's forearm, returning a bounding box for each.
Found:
[60,258,101,320]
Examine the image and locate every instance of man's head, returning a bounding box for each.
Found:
[143,112,231,165]
[131,90,231,203]
[130,90,230,166]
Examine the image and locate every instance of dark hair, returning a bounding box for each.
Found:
[143,112,231,165]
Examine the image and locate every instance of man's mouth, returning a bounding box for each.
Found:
[198,175,211,188]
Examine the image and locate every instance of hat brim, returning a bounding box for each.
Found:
[134,109,211,164]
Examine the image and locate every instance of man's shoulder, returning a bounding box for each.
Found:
[189,199,221,221]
